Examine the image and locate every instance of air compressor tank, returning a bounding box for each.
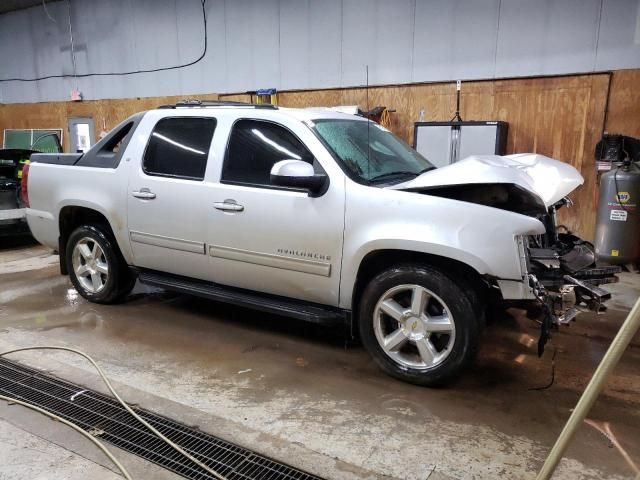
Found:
[594,162,640,265]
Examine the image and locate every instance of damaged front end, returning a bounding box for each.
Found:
[401,185,619,352]
[390,153,620,355]
[525,198,620,354]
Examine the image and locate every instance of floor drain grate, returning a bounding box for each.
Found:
[0,358,323,480]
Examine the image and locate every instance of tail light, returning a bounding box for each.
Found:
[20,163,30,208]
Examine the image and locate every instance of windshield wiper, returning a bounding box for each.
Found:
[368,170,422,183]
[369,171,418,182]
[416,166,436,174]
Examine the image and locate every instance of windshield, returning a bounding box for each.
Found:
[312,119,434,184]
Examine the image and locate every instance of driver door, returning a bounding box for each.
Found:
[207,118,344,306]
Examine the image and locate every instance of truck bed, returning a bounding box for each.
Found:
[30,153,82,165]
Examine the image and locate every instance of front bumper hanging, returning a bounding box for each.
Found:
[529,266,620,356]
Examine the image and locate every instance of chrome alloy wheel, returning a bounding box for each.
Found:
[71,237,109,294]
[373,284,456,370]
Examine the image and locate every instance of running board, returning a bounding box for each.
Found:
[137,270,348,326]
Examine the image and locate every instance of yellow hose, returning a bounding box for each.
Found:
[0,393,133,480]
[0,346,228,480]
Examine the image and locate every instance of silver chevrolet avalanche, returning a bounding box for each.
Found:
[23,101,618,386]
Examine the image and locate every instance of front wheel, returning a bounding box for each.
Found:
[66,225,135,304]
[358,264,480,386]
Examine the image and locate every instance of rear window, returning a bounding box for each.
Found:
[143,117,216,180]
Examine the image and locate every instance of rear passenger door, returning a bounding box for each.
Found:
[127,116,216,281]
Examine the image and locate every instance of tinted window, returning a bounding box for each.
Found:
[222,119,315,186]
[143,117,216,180]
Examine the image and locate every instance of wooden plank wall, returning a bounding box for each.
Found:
[0,93,219,153]
[223,74,612,239]
[605,69,640,138]
[1,70,638,239]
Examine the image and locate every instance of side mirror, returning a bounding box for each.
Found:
[270,160,328,195]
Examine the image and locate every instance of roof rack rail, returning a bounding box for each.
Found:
[158,99,278,109]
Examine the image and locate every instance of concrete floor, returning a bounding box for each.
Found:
[0,418,120,480]
[1,238,639,480]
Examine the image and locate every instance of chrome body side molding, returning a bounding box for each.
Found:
[130,231,205,254]
[209,245,331,277]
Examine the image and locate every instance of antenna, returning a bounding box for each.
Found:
[451,80,463,122]
[366,65,370,179]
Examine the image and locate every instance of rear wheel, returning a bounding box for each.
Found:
[359,264,480,386]
[66,225,135,304]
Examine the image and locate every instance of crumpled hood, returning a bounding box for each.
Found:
[389,153,584,207]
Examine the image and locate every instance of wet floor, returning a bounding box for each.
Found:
[1,238,639,479]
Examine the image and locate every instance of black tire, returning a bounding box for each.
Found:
[66,225,135,304]
[358,264,481,386]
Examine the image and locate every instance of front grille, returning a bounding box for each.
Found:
[0,358,323,480]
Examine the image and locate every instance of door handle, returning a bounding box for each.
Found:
[132,189,156,200]
[213,200,244,212]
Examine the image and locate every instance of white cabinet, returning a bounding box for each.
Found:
[414,121,508,167]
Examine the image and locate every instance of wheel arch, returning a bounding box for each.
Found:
[58,206,121,275]
[349,249,490,319]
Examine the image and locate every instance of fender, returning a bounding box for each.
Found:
[339,183,545,308]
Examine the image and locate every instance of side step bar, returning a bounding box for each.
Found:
[137,269,348,326]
